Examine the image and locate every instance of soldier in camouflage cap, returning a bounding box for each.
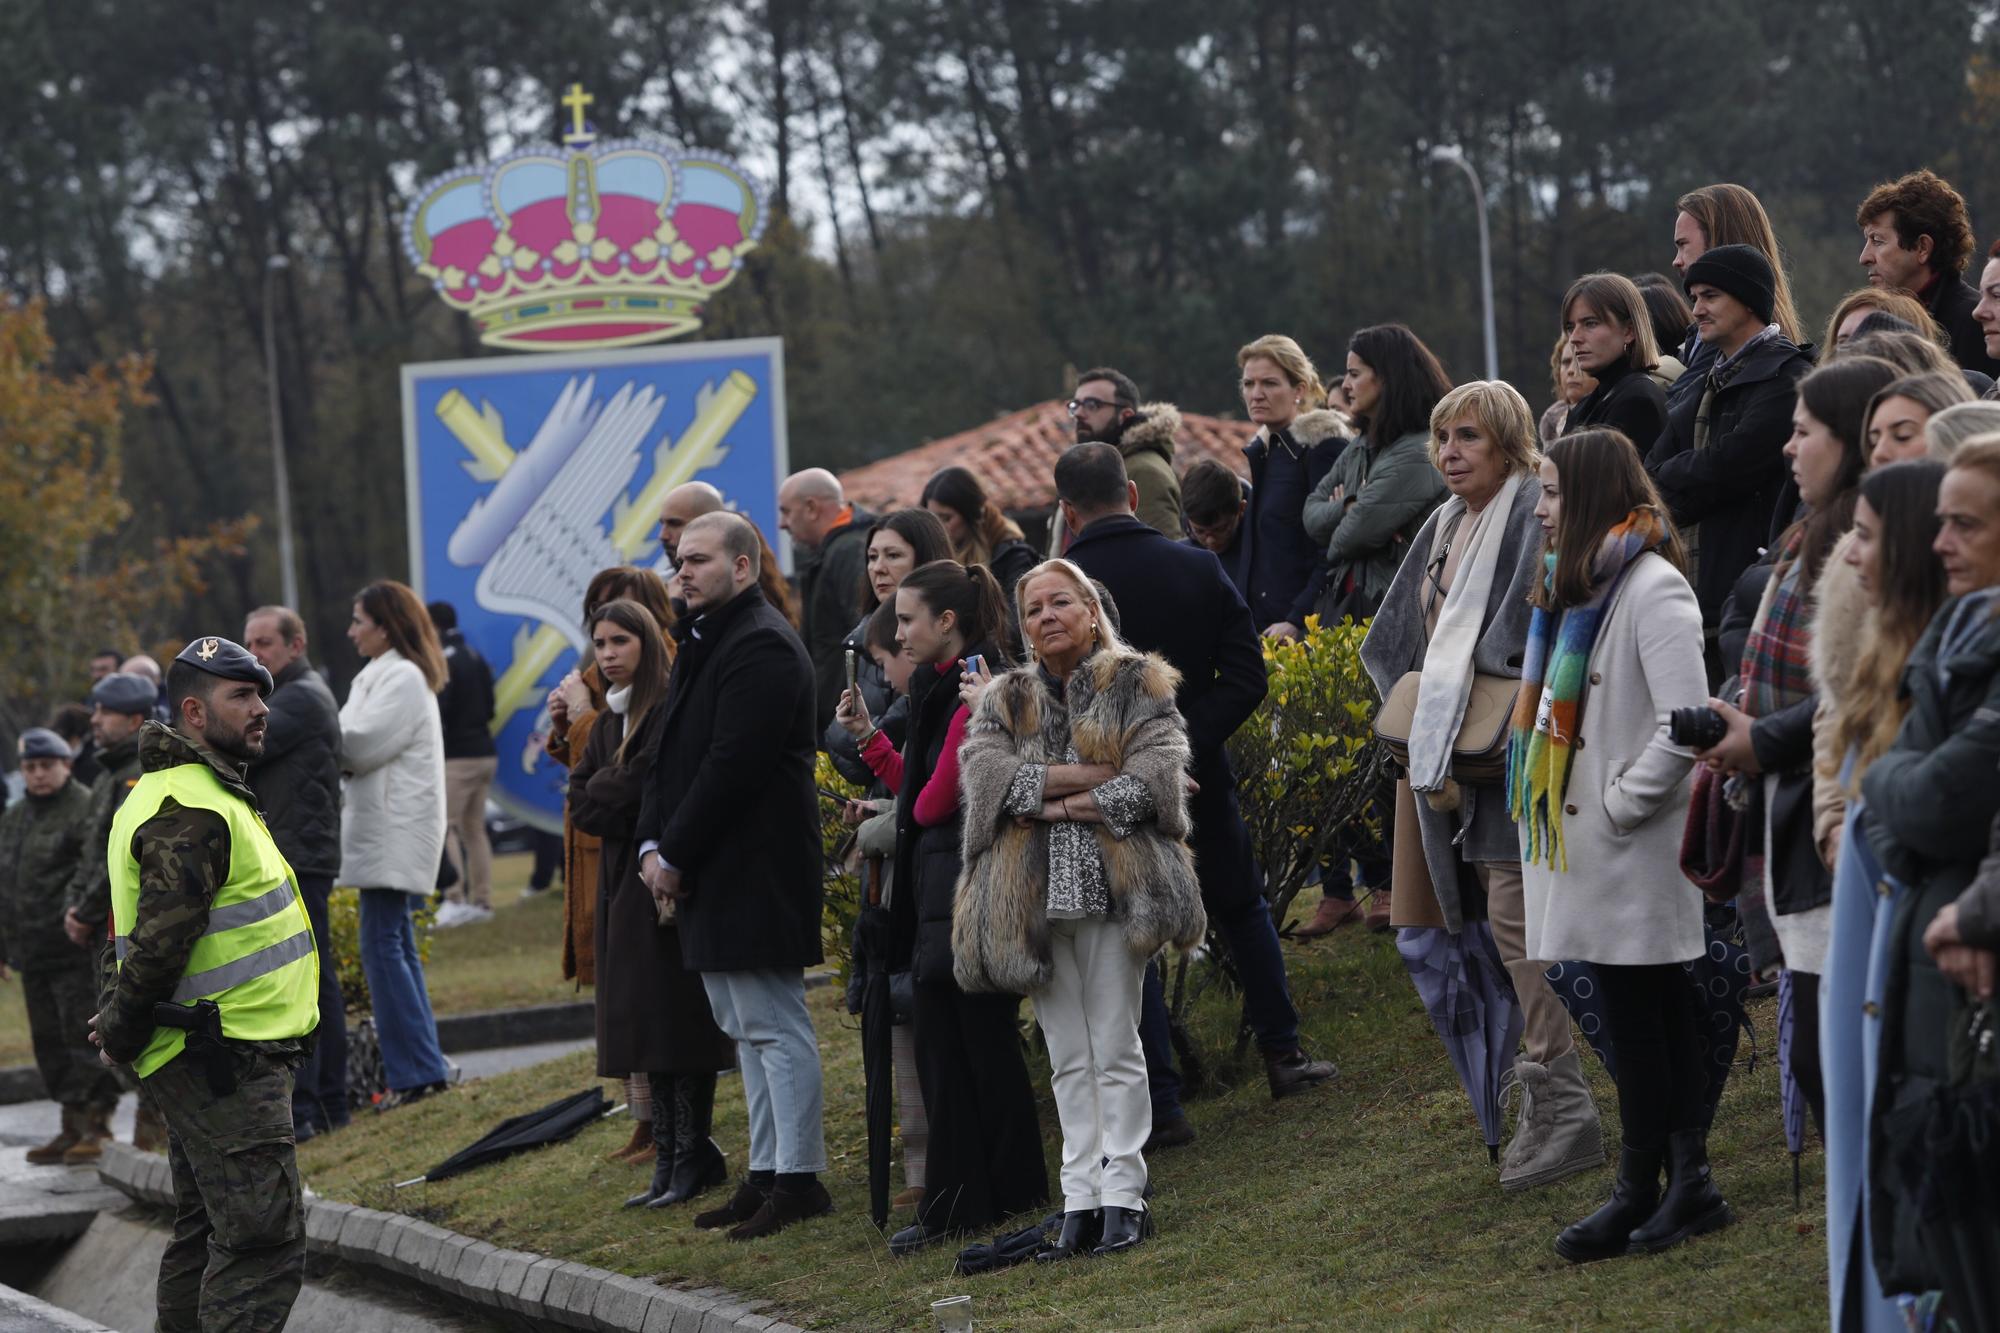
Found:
[0,729,120,1164]
[89,638,315,1333]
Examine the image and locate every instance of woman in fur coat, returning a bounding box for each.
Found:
[955,559,1207,1261]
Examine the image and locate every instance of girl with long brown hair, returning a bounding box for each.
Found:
[568,599,735,1212]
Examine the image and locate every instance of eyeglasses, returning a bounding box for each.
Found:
[1067,396,1124,417]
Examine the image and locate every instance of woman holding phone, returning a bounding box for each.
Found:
[833,561,1046,1255]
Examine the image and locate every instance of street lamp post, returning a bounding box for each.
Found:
[1429,144,1499,382]
[261,254,301,611]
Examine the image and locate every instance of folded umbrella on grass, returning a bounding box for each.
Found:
[1395,922,1522,1163]
[397,1087,613,1187]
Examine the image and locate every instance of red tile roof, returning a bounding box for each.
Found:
[838,399,1257,513]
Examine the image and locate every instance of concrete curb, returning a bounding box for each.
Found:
[96,1144,807,1333]
[0,1280,116,1331]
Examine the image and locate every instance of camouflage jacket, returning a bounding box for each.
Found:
[63,731,143,929]
[96,722,305,1066]
[0,778,95,971]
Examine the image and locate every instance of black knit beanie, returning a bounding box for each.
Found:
[1683,244,1777,326]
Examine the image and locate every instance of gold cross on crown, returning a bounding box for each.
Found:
[561,83,595,146]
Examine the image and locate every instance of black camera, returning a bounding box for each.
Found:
[1668,705,1728,750]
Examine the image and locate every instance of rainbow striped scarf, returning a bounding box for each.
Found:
[1508,508,1670,869]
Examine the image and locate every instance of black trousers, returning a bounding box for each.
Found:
[1596,961,1706,1153]
[1788,970,1827,1141]
[291,874,349,1131]
[911,978,1048,1232]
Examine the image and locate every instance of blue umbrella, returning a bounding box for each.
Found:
[1396,923,1523,1161]
[1544,905,1754,1125]
[1777,968,1808,1207]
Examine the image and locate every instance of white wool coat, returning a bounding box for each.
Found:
[1521,553,1710,966]
[338,649,447,895]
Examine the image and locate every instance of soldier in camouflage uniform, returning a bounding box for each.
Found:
[63,670,168,1151]
[0,728,121,1164]
[91,639,317,1333]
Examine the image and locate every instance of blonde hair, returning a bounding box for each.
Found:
[1428,381,1540,477]
[1822,285,1948,359]
[1236,334,1326,409]
[1952,434,2000,487]
[1013,559,1127,659]
[1926,403,2000,460]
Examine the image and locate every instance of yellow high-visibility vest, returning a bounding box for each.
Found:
[108,759,319,1078]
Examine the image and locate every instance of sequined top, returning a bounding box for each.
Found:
[1001,669,1158,919]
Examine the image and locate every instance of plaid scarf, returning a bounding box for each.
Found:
[1508,507,1670,870]
[1738,527,1813,720]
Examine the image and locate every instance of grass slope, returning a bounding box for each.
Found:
[299,920,1829,1331]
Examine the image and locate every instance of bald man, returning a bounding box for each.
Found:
[659,481,726,565]
[777,469,873,730]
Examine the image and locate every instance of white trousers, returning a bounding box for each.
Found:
[1033,917,1151,1212]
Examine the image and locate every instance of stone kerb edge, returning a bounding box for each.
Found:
[94,1145,806,1331]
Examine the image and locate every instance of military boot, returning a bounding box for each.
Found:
[26,1107,81,1166]
[63,1105,111,1166]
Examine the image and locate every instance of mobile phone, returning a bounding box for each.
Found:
[963,653,985,677]
[844,649,858,694]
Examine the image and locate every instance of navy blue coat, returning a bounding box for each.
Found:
[1243,430,1340,628]
[1065,514,1269,911]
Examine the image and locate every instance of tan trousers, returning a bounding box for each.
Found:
[443,756,499,908]
[1479,861,1574,1064]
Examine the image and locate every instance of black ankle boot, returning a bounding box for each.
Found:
[651,1072,728,1207]
[1033,1210,1101,1262]
[1555,1144,1661,1263]
[624,1074,678,1208]
[1627,1129,1733,1253]
[1092,1205,1150,1256]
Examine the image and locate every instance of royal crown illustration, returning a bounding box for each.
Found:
[402,85,769,350]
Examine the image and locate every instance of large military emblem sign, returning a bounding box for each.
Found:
[399,87,782,832]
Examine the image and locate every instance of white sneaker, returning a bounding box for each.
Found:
[432,901,471,928]
[462,905,495,925]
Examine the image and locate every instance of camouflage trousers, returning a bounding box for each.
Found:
[21,965,122,1111]
[146,1049,305,1333]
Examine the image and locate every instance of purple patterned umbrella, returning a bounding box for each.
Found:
[1777,967,1808,1206]
[1396,922,1524,1160]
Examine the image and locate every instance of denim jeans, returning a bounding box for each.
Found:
[700,969,827,1175]
[357,889,450,1092]
[292,875,349,1130]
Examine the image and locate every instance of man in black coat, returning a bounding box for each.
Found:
[637,512,831,1241]
[778,467,875,732]
[1856,168,2000,377]
[427,600,499,920]
[1057,445,1337,1146]
[1181,458,1254,603]
[1647,244,1814,641]
[242,605,348,1138]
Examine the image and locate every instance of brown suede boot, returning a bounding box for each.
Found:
[1364,886,1395,933]
[607,1116,654,1164]
[63,1105,111,1166]
[132,1103,168,1154]
[1293,895,1363,939]
[26,1107,81,1166]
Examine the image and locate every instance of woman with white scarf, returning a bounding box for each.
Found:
[1360,382,1603,1189]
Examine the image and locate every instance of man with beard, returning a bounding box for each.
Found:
[1066,368,1185,541]
[90,636,319,1333]
[63,670,168,1150]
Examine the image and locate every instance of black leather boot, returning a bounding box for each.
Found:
[1555,1144,1661,1263]
[1627,1129,1733,1253]
[1092,1205,1151,1256]
[651,1072,728,1207]
[1264,1047,1338,1100]
[1033,1210,1101,1262]
[624,1074,677,1208]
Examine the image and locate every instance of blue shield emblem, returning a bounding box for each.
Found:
[401,338,788,832]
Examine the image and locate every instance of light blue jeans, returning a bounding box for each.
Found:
[700,969,827,1174]
[358,890,451,1092]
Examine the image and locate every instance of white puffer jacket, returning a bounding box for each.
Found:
[338,648,447,895]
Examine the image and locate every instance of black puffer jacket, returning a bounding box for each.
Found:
[1646,332,1814,626]
[246,658,343,878]
[892,643,994,986]
[1859,597,2000,1293]
[436,628,497,760]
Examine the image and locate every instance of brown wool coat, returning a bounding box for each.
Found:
[953,649,1206,996]
[545,662,608,985]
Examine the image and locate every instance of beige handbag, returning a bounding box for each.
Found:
[1372,670,1519,784]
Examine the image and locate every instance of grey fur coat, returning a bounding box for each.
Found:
[953,649,1207,995]
[1359,472,1542,933]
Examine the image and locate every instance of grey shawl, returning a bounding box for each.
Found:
[953,649,1207,995]
[1360,471,1542,932]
